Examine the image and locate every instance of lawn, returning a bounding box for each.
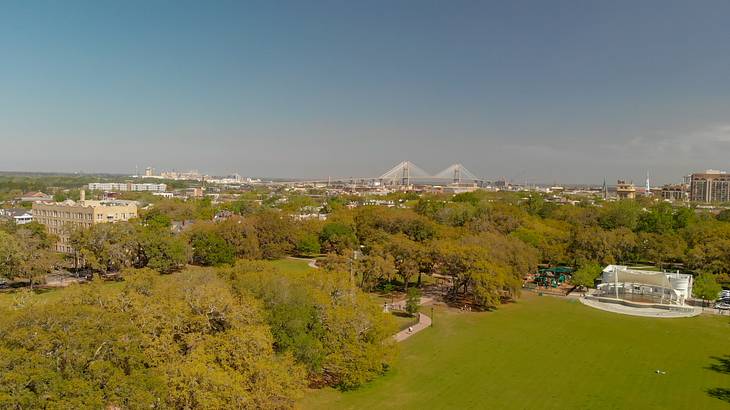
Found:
[302,293,730,410]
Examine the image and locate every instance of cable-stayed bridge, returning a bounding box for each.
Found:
[378,161,481,186]
[273,161,483,186]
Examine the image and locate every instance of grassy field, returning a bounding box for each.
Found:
[302,293,730,410]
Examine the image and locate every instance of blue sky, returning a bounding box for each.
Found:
[1,0,729,184]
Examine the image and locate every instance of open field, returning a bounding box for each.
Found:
[302,293,730,410]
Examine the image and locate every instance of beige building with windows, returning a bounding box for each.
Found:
[616,180,636,200]
[689,170,730,203]
[32,192,138,253]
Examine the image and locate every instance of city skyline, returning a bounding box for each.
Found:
[2,1,730,184]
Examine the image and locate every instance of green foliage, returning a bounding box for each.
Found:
[296,232,321,256]
[139,228,189,273]
[188,228,235,266]
[0,225,58,287]
[405,287,421,316]
[216,217,262,259]
[69,222,142,273]
[693,272,722,304]
[250,209,297,259]
[319,222,358,254]
[571,263,602,289]
[716,209,730,222]
[224,261,396,390]
[598,200,641,230]
[0,270,308,408]
[140,207,172,229]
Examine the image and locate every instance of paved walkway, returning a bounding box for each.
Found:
[579,297,701,318]
[391,297,434,342]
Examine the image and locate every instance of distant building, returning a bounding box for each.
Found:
[18,191,53,203]
[188,187,204,198]
[689,170,730,203]
[32,191,138,253]
[549,186,565,194]
[88,182,167,192]
[660,184,689,202]
[616,180,636,200]
[152,192,174,198]
[0,208,33,224]
[442,183,479,194]
[160,170,204,181]
[144,166,154,177]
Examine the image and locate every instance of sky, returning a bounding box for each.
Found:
[1,0,729,184]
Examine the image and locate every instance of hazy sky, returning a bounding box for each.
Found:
[1,0,729,184]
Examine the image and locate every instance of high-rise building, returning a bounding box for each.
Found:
[32,192,138,253]
[689,170,730,203]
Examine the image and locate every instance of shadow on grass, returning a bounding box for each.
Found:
[708,355,730,374]
[707,388,730,403]
[707,355,730,404]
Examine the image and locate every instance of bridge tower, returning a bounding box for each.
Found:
[453,166,461,184]
[401,162,410,186]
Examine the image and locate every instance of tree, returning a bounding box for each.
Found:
[139,228,189,273]
[189,229,235,266]
[0,270,309,408]
[140,207,172,229]
[358,252,396,291]
[226,261,396,390]
[69,223,141,274]
[319,222,358,254]
[296,232,321,256]
[637,232,686,270]
[571,263,602,293]
[598,200,641,230]
[693,272,722,309]
[251,209,297,259]
[405,287,421,316]
[0,231,21,280]
[216,217,262,259]
[386,235,424,292]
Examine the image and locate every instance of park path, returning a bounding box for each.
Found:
[391,297,433,342]
[287,256,319,269]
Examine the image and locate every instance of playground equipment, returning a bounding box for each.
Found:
[535,267,573,288]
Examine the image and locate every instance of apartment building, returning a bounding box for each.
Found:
[689,170,730,203]
[88,182,167,192]
[32,191,138,253]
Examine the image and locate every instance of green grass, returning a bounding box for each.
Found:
[302,293,730,410]
[268,258,315,274]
